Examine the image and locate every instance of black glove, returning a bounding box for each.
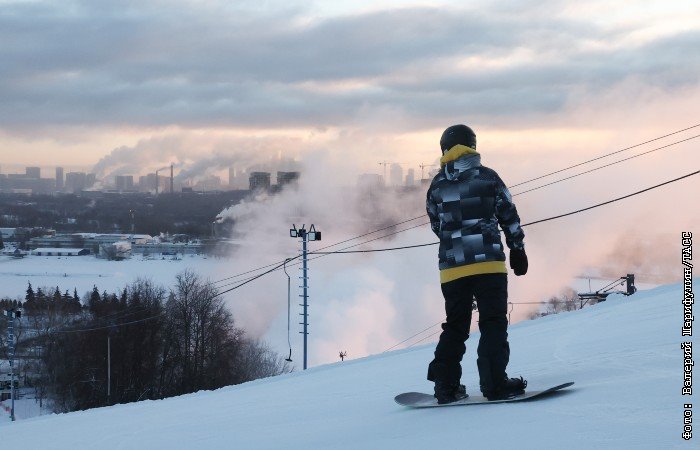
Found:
[510,248,528,276]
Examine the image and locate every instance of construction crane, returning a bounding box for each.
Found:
[420,163,438,180]
[378,161,393,182]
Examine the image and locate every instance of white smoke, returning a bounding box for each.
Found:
[91,133,304,184]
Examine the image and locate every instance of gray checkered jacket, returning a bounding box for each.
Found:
[426,153,525,271]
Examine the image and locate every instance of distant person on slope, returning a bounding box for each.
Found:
[426,124,529,404]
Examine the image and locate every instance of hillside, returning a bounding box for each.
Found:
[1,280,696,449]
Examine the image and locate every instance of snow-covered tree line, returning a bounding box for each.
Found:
[1,270,291,413]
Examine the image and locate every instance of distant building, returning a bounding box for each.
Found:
[1,173,53,194]
[194,175,222,192]
[357,173,384,189]
[115,175,134,191]
[86,173,97,188]
[154,174,170,194]
[390,164,403,187]
[56,167,64,190]
[26,167,40,179]
[139,173,158,192]
[229,167,236,188]
[249,172,271,192]
[28,234,85,250]
[0,228,17,241]
[405,168,415,187]
[132,242,204,256]
[277,171,300,187]
[66,172,87,193]
[32,248,90,257]
[86,234,150,254]
[28,233,151,254]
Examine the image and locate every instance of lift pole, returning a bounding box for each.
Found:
[5,309,20,422]
[289,224,321,370]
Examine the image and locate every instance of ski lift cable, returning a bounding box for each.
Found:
[212,222,429,290]
[213,255,302,290]
[27,305,154,335]
[509,123,700,188]
[518,169,698,227]
[511,134,699,196]
[283,258,293,362]
[211,216,426,285]
[382,320,444,353]
[392,301,551,351]
[212,220,429,287]
[212,257,301,298]
[51,312,167,334]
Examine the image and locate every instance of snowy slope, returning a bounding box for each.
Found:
[1,280,696,449]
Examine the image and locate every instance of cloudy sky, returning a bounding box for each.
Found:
[1,0,698,173]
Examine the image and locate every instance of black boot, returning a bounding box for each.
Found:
[484,376,527,401]
[434,382,469,404]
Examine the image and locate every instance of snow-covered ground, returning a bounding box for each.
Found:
[0,396,51,423]
[0,279,695,448]
[0,254,230,299]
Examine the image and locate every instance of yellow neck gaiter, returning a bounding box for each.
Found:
[440,144,479,167]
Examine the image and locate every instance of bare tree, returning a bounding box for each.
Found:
[161,270,243,395]
[234,339,292,383]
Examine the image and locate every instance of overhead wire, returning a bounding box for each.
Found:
[518,169,698,227]
[213,256,302,298]
[283,258,293,361]
[51,312,166,334]
[392,301,559,351]
[509,122,700,188]
[511,134,700,196]
[210,215,426,286]
[382,320,444,353]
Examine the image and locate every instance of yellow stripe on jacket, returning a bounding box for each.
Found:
[440,261,507,284]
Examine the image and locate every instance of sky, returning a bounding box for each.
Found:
[0,0,698,174]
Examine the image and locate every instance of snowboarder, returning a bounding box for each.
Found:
[426,124,529,404]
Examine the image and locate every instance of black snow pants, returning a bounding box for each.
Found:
[427,273,509,394]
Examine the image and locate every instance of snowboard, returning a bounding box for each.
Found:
[395,381,574,408]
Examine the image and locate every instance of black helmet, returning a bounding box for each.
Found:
[440,124,476,153]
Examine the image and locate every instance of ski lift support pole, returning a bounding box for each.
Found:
[5,308,21,422]
[289,224,321,370]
